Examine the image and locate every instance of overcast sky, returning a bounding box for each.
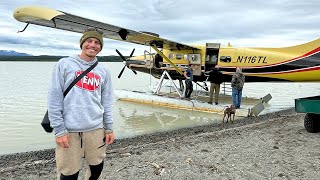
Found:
[1,0,319,56]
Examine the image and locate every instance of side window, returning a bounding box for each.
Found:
[176,53,182,60]
[184,54,188,60]
[169,53,174,59]
[188,54,199,61]
[220,56,231,63]
[206,55,210,62]
[211,55,217,63]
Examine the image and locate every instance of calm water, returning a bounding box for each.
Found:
[1,61,320,155]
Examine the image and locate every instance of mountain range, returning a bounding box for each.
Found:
[0,50,31,56]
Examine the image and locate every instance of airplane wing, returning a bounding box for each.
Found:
[13,6,200,51]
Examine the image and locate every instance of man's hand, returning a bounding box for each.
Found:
[56,134,70,148]
[106,132,114,144]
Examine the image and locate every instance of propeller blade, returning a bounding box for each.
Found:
[115,49,126,61]
[129,48,135,57]
[116,48,138,78]
[118,65,126,78]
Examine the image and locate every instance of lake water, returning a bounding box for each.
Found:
[1,61,320,155]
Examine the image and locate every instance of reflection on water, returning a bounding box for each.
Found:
[243,82,320,114]
[1,61,320,155]
[114,100,224,139]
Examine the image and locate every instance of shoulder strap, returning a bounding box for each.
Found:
[63,61,98,97]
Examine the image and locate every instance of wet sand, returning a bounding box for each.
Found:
[1,108,320,179]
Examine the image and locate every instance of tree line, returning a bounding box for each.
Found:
[0,55,125,62]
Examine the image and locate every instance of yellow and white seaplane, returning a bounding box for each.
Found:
[13,6,320,83]
[12,6,320,117]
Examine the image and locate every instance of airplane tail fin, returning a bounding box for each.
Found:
[270,38,320,55]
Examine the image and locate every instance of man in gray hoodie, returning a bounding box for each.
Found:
[231,67,245,109]
[48,27,114,179]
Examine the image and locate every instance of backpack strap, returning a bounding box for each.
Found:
[63,61,98,97]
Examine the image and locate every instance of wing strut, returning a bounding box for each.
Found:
[150,44,183,75]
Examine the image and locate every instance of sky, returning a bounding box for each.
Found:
[1,0,319,56]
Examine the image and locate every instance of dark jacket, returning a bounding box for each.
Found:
[208,68,223,84]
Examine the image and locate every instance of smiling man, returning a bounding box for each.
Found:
[48,27,114,179]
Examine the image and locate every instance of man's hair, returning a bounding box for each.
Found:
[236,67,242,73]
[80,27,104,49]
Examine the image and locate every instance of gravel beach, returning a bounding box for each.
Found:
[1,108,320,180]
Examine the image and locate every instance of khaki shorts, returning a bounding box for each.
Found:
[56,128,106,179]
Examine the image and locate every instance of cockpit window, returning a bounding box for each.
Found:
[212,55,217,63]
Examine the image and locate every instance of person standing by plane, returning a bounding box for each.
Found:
[184,64,194,99]
[207,65,223,105]
[231,67,245,109]
[48,27,114,179]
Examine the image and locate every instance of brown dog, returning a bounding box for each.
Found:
[223,105,236,123]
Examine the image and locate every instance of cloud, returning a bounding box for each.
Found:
[1,0,319,55]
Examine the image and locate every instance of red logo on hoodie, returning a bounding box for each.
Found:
[75,71,101,91]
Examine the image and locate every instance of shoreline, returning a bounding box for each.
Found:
[0,108,293,159]
[2,108,320,179]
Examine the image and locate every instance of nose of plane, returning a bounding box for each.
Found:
[116,48,137,78]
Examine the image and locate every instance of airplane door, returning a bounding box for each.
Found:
[205,43,220,71]
[188,53,202,76]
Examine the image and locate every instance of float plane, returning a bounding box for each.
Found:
[13,6,320,83]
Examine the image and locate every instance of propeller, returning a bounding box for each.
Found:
[116,48,137,78]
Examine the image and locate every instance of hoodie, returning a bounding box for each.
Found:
[48,55,113,137]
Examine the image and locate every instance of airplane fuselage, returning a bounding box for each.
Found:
[12,6,320,83]
[129,38,320,82]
